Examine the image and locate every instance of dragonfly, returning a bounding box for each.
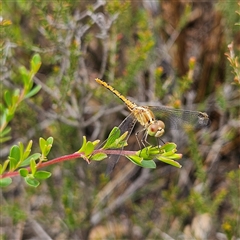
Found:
[95,78,209,173]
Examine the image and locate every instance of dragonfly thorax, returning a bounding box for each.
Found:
[147,120,165,137]
[132,106,155,126]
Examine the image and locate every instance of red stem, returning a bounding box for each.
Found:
[0,149,137,179]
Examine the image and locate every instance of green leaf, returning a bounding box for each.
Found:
[6,112,14,123]
[160,143,177,152]
[157,156,182,168]
[30,159,37,175]
[9,145,20,170]
[137,146,162,159]
[24,85,42,99]
[34,171,51,180]
[0,127,11,143]
[127,155,157,169]
[0,135,11,144]
[20,153,41,167]
[1,110,7,124]
[141,160,156,169]
[11,89,20,106]
[137,146,152,159]
[0,127,11,137]
[85,142,94,156]
[25,176,40,187]
[44,145,52,157]
[19,142,24,160]
[127,142,182,169]
[78,136,87,153]
[102,127,120,149]
[4,90,11,107]
[30,53,41,73]
[90,153,107,161]
[0,160,10,174]
[42,136,53,157]
[34,171,51,179]
[46,137,53,145]
[0,126,11,137]
[112,131,128,148]
[39,137,46,154]
[92,139,100,147]
[161,149,177,157]
[0,102,4,111]
[127,155,143,166]
[19,66,29,86]
[0,177,12,187]
[22,140,33,160]
[169,153,182,160]
[19,168,29,177]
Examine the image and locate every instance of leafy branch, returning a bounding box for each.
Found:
[0,127,182,188]
[0,54,42,143]
[0,53,182,188]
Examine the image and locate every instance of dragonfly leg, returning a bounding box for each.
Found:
[135,128,155,157]
[158,138,165,145]
[143,130,153,146]
[135,128,147,149]
[106,154,121,176]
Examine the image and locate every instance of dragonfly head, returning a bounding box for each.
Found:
[147,120,165,138]
[198,112,210,126]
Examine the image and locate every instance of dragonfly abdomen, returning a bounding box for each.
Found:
[95,78,137,110]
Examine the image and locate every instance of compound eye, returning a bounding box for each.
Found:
[147,121,165,137]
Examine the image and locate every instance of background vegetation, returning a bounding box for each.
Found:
[1,1,239,239]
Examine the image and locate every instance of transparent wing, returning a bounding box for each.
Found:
[149,106,210,131]
[106,114,137,175]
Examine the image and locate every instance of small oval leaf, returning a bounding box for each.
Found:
[34,171,51,180]
[46,137,53,145]
[141,160,156,169]
[9,145,20,169]
[25,177,40,187]
[85,142,94,156]
[19,168,29,177]
[160,143,176,152]
[39,137,46,153]
[31,53,42,73]
[0,177,12,187]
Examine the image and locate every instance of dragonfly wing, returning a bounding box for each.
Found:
[106,114,137,175]
[149,106,210,131]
